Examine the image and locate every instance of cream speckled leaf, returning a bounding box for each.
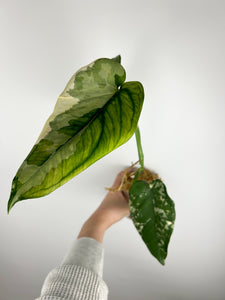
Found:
[8,56,144,212]
[129,179,175,265]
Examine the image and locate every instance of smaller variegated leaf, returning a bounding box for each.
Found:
[129,179,175,265]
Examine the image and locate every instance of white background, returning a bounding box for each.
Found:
[1,1,225,299]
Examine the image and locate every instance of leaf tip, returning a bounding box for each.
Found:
[111,55,121,64]
[7,200,13,214]
[7,189,17,214]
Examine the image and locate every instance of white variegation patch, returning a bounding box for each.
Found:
[78,61,95,72]
[36,60,99,144]
[35,59,116,144]
[36,95,80,143]
[62,60,95,94]
[165,220,173,230]
[154,207,168,218]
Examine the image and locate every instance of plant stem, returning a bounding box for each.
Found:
[135,126,144,171]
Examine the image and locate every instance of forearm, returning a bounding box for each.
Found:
[78,187,129,244]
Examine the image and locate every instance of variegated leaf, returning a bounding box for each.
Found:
[129,179,175,265]
[8,57,144,212]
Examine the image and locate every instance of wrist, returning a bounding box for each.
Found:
[77,211,108,243]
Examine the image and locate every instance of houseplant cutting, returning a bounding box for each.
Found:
[8,55,175,265]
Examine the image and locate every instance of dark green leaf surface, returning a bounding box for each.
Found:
[8,57,144,212]
[129,179,175,265]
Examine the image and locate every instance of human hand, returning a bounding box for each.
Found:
[77,169,130,243]
[95,170,130,229]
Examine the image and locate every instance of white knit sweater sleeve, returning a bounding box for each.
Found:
[36,237,108,300]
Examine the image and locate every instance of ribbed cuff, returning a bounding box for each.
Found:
[36,264,108,300]
[61,237,104,278]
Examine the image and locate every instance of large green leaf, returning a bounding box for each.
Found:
[8,57,144,212]
[129,179,175,265]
